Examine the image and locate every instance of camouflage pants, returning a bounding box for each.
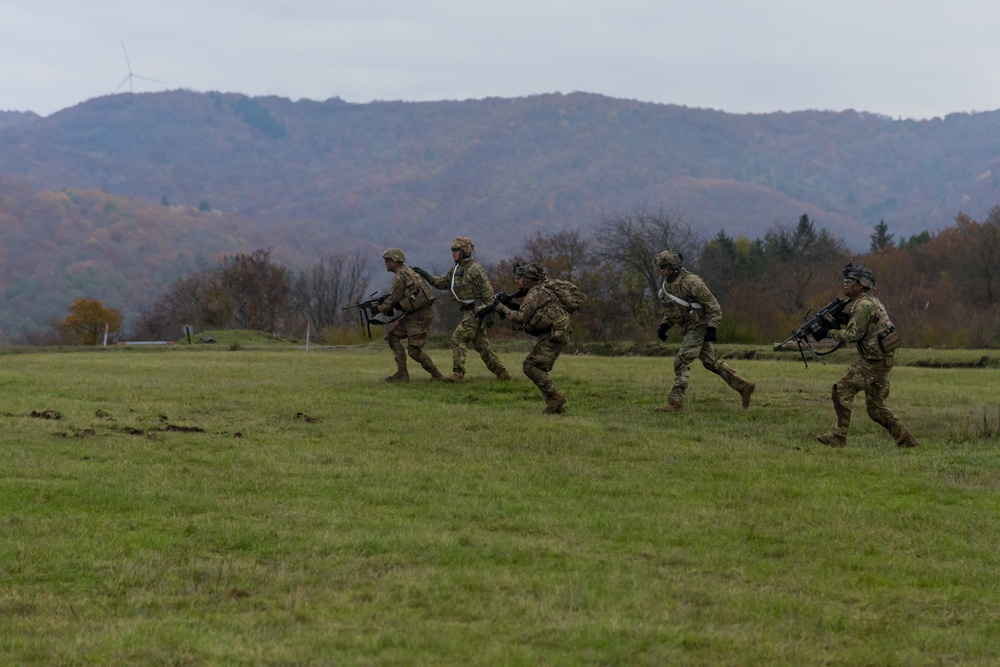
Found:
[449,316,508,378]
[523,334,566,400]
[385,308,440,376]
[829,356,911,444]
[667,325,752,406]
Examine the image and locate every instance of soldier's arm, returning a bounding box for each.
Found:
[828,303,871,343]
[691,279,723,328]
[470,265,495,307]
[499,289,544,325]
[418,267,452,290]
[378,273,407,313]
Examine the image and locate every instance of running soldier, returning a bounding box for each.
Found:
[413,237,512,382]
[376,248,444,382]
[814,264,920,448]
[654,248,755,412]
[489,262,570,414]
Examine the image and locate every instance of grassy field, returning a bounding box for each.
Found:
[2,340,999,665]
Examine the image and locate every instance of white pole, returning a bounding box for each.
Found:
[102,322,109,347]
[306,320,311,350]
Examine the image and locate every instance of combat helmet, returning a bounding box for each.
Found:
[514,262,546,280]
[655,248,683,270]
[382,247,406,263]
[843,263,876,289]
[450,237,475,259]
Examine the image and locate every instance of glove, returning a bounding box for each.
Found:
[657,322,671,341]
[704,327,717,342]
[412,266,431,280]
[813,325,831,341]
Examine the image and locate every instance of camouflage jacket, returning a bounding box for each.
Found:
[657,269,722,329]
[503,281,571,340]
[424,258,494,308]
[827,293,894,360]
[378,266,436,314]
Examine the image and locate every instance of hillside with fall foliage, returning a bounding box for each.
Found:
[2,90,1000,336]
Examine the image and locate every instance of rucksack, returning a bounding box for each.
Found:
[546,279,586,313]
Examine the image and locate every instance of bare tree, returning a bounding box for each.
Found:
[291,250,374,331]
[593,207,702,327]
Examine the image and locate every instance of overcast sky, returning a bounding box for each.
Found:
[3,1,1000,119]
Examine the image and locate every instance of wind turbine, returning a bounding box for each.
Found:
[113,42,164,93]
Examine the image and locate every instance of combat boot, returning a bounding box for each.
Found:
[542,393,567,414]
[496,370,513,381]
[740,382,756,409]
[816,432,847,448]
[655,403,683,413]
[384,370,410,382]
[897,434,921,448]
[442,373,464,383]
[429,369,445,382]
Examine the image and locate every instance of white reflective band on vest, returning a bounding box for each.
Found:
[451,266,474,304]
[660,281,702,310]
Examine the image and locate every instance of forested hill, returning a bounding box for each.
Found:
[2,90,1000,336]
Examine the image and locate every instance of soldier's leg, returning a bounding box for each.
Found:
[829,361,866,439]
[447,319,476,379]
[664,328,701,408]
[864,366,913,445]
[384,325,409,382]
[522,337,566,413]
[405,309,443,380]
[700,343,755,408]
[471,324,511,379]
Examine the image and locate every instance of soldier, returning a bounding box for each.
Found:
[489,262,570,414]
[412,237,512,383]
[813,264,920,448]
[376,247,444,382]
[654,248,755,412]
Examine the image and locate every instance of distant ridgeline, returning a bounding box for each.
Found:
[1,91,999,336]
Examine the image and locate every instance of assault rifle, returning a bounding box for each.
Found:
[773,297,850,367]
[463,287,528,324]
[342,292,398,338]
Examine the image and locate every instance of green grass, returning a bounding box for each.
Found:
[2,344,1000,665]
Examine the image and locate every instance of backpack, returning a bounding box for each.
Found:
[546,279,586,313]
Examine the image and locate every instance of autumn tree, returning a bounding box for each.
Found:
[761,214,848,314]
[696,230,766,302]
[53,298,124,345]
[217,248,292,332]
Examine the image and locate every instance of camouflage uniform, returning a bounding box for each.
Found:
[820,275,917,448]
[419,238,510,381]
[377,249,443,382]
[494,264,570,413]
[656,254,754,411]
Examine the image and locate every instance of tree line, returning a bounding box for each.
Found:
[48,208,1000,349]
